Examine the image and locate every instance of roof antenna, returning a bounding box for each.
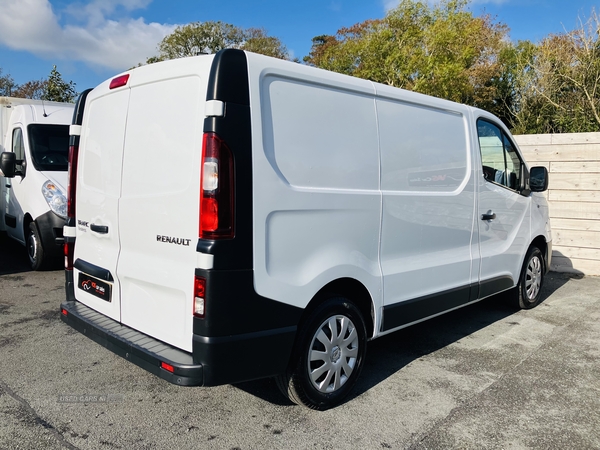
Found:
[42,99,48,117]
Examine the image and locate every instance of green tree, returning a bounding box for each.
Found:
[43,65,77,103]
[305,0,514,125]
[513,11,600,133]
[13,79,47,100]
[147,21,288,64]
[492,40,537,132]
[0,68,18,97]
[241,27,288,59]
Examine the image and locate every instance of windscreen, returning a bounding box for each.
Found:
[27,124,70,171]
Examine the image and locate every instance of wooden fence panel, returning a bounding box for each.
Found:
[552,245,600,261]
[552,218,600,232]
[515,132,600,276]
[550,191,600,202]
[520,145,598,162]
[550,202,600,220]
[553,229,600,249]
[550,162,600,172]
[547,174,600,191]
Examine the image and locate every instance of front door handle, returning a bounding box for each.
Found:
[90,224,109,234]
[481,211,496,221]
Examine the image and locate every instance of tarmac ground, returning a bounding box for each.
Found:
[1,232,599,449]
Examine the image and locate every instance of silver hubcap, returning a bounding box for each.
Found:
[526,255,542,301]
[308,315,359,393]
[28,231,38,264]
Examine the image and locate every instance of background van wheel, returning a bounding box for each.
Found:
[276,298,367,410]
[516,246,544,309]
[27,222,46,271]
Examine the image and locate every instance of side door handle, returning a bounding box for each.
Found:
[481,211,496,221]
[90,224,109,234]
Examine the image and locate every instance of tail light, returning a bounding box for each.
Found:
[65,89,91,274]
[199,132,234,239]
[67,143,78,220]
[65,141,79,270]
[64,240,74,271]
[194,276,206,318]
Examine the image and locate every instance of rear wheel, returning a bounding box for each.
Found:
[277,298,367,410]
[516,246,544,309]
[27,222,46,271]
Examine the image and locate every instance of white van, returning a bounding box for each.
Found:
[60,50,551,410]
[0,97,74,269]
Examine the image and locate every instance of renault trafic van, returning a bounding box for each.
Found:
[0,97,74,269]
[60,50,551,410]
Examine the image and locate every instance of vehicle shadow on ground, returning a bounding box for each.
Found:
[234,272,579,407]
[0,232,32,276]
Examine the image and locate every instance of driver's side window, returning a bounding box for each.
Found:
[12,128,25,174]
[477,119,522,191]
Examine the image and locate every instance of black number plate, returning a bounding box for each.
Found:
[77,273,112,302]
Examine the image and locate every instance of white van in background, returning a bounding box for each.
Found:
[0,97,74,270]
[60,50,551,410]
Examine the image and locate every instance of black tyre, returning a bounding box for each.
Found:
[516,246,544,309]
[27,222,46,271]
[277,298,367,410]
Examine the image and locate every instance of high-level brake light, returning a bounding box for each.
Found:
[109,74,129,90]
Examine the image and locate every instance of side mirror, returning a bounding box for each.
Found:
[530,166,549,192]
[0,152,16,178]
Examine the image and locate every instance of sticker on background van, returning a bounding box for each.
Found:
[78,273,111,302]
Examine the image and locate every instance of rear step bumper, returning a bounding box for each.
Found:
[60,300,204,386]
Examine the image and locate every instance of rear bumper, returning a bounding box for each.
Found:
[60,300,203,386]
[192,325,297,386]
[60,300,297,387]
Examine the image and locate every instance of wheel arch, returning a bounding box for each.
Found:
[23,213,34,229]
[22,213,34,242]
[277,278,373,409]
[530,235,549,272]
[301,278,375,339]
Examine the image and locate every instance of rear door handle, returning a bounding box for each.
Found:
[481,211,496,221]
[90,224,109,234]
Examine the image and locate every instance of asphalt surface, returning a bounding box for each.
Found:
[1,232,599,449]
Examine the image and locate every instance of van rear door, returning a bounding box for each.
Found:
[73,85,129,321]
[117,59,212,352]
[74,57,213,352]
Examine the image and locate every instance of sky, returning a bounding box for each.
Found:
[0,0,597,92]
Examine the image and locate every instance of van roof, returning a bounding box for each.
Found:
[0,97,73,109]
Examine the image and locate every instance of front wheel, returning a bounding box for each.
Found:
[27,222,46,271]
[276,298,367,410]
[516,246,545,309]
